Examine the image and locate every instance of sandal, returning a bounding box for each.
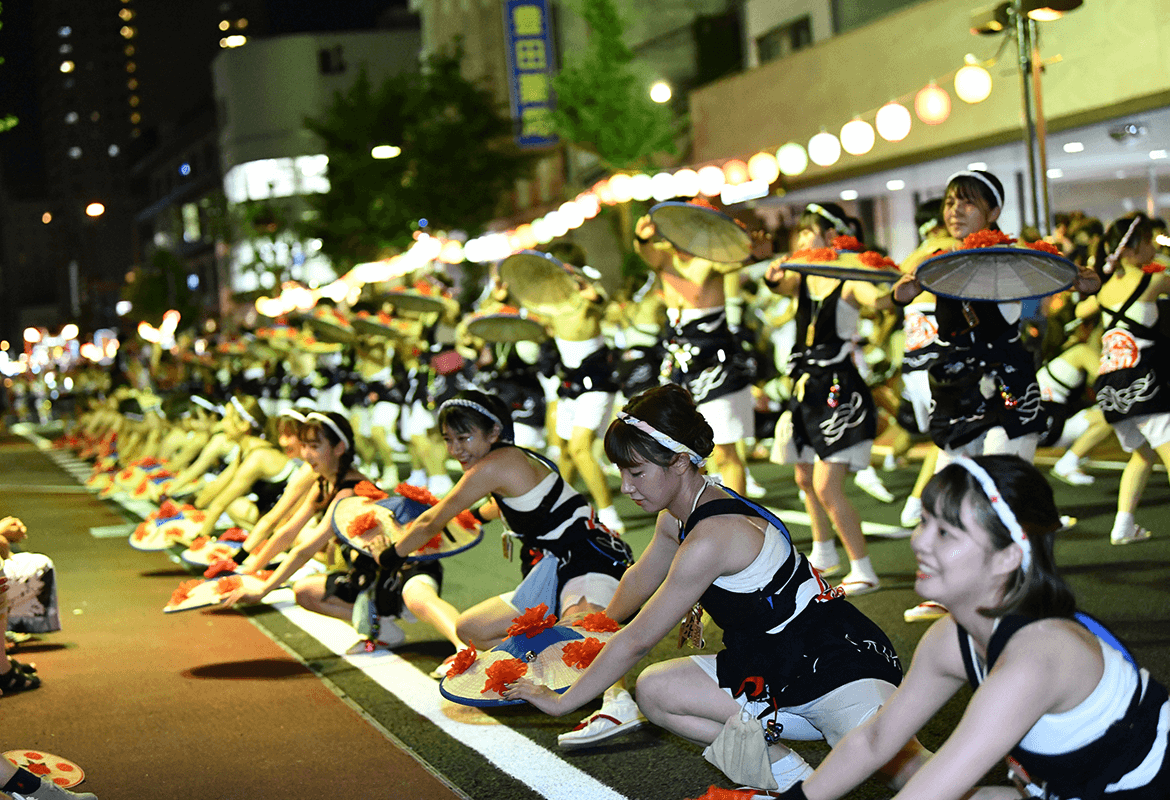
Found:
[0,661,42,695]
[8,657,37,676]
[1111,524,1152,546]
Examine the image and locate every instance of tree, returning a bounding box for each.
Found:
[302,47,534,273]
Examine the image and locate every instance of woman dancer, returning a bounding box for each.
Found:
[781,455,1169,800]
[763,203,891,594]
[1076,213,1170,544]
[503,384,924,791]
[224,412,463,655]
[382,389,639,746]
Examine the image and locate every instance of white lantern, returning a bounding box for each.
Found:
[840,119,875,156]
[650,172,677,202]
[876,102,912,142]
[808,132,841,167]
[954,64,992,104]
[608,173,634,203]
[697,165,725,197]
[672,168,700,197]
[776,143,808,176]
[914,83,951,125]
[747,152,779,185]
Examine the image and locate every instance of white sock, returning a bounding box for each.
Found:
[596,505,624,532]
[1112,512,1136,540]
[1054,450,1081,474]
[848,556,878,582]
[810,539,838,567]
[900,495,923,528]
[883,452,897,471]
[770,750,814,791]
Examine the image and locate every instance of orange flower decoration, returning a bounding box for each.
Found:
[189,536,210,551]
[119,468,135,480]
[133,522,148,541]
[395,482,439,506]
[447,645,478,676]
[574,612,621,633]
[859,250,897,269]
[354,481,389,501]
[1142,261,1167,274]
[561,637,605,669]
[347,510,381,539]
[1025,240,1061,256]
[963,229,1016,248]
[255,569,274,580]
[482,658,528,694]
[204,560,236,579]
[506,604,558,639]
[170,579,203,606]
[216,575,242,594]
[422,532,444,551]
[454,510,479,530]
[139,457,160,468]
[685,787,757,800]
[831,235,864,252]
[189,511,206,522]
[788,247,837,263]
[220,527,248,542]
[27,763,51,776]
[134,480,149,497]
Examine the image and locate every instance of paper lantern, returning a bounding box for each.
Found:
[840,119,875,156]
[608,173,634,203]
[629,173,653,202]
[915,83,951,125]
[650,172,676,202]
[576,194,600,219]
[954,64,992,104]
[747,152,780,185]
[808,132,841,167]
[722,159,749,186]
[697,165,725,197]
[558,201,585,229]
[776,143,808,176]
[876,102,912,142]
[672,168,700,197]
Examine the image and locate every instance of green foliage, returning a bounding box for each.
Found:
[302,48,534,272]
[120,249,202,327]
[551,0,681,171]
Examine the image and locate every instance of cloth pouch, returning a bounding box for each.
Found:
[702,707,778,790]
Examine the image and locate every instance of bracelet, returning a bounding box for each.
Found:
[232,546,250,565]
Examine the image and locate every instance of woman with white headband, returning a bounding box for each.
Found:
[504,384,925,793]
[779,454,1170,800]
[381,389,638,746]
[225,411,464,656]
[1075,213,1170,545]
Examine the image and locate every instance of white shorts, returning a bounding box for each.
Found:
[940,428,1039,464]
[901,369,932,435]
[697,385,753,446]
[691,654,896,747]
[500,572,621,615]
[1113,412,1170,452]
[513,422,547,451]
[555,391,616,441]
[795,438,873,472]
[401,400,435,439]
[351,406,373,438]
[370,401,399,433]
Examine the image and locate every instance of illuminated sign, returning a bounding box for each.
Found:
[503,0,557,148]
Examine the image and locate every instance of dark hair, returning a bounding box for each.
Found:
[915,198,944,243]
[604,383,714,469]
[544,241,587,268]
[946,170,1004,217]
[798,202,855,240]
[302,411,355,503]
[922,455,1074,619]
[437,390,515,446]
[1093,213,1154,280]
[231,394,270,438]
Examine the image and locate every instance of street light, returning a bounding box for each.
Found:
[85,201,105,217]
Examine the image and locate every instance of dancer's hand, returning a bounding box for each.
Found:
[501,678,564,715]
[0,517,27,542]
[222,586,265,608]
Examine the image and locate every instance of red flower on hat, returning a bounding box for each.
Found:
[685,787,757,800]
[447,645,478,676]
[831,235,864,252]
[133,522,148,541]
[506,604,558,638]
[27,763,51,776]
[1025,240,1061,256]
[395,482,439,506]
[170,579,203,606]
[203,559,236,579]
[963,229,1016,248]
[454,510,479,530]
[482,658,528,694]
[189,536,210,551]
[216,575,242,594]
[347,510,381,539]
[574,612,621,633]
[354,481,389,501]
[859,250,897,269]
[561,637,605,669]
[421,532,444,551]
[220,527,248,542]
[788,247,837,263]
[1142,261,1167,274]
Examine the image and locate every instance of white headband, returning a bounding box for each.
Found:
[438,398,511,442]
[806,203,851,236]
[229,396,260,431]
[306,412,350,451]
[617,412,707,467]
[947,171,1003,210]
[279,408,308,423]
[952,457,1032,574]
[1105,217,1143,275]
[191,395,223,415]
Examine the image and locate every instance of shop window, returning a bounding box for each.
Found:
[757,16,812,65]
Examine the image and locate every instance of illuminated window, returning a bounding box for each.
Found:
[108,144,120,157]
[65,111,79,124]
[42,212,52,224]
[60,61,75,73]
[237,18,248,28]
[58,26,72,37]
[128,78,138,90]
[119,8,134,20]
[126,62,136,73]
[125,45,135,56]
[130,112,141,124]
[120,26,135,38]
[59,44,72,54]
[68,147,82,159]
[129,95,139,107]
[182,203,201,242]
[219,20,230,30]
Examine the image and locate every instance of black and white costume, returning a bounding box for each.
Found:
[662,307,754,405]
[957,614,1170,799]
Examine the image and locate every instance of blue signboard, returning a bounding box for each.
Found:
[502,0,558,149]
